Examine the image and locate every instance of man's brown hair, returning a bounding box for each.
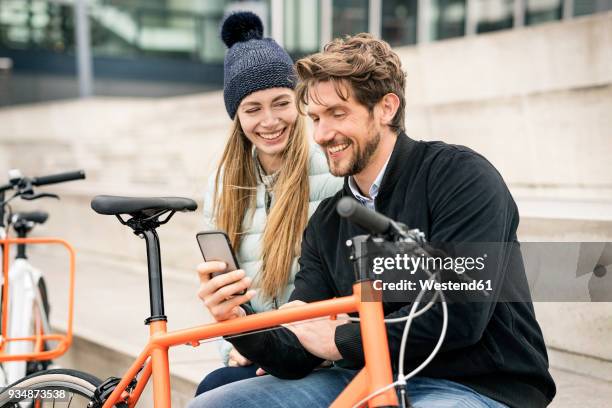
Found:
[295,33,406,133]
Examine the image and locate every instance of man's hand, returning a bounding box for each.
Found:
[281,301,345,361]
[197,261,256,321]
[228,347,252,367]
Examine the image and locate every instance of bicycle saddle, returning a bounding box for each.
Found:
[12,211,49,225]
[91,195,197,216]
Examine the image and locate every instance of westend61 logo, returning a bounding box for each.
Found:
[372,253,487,275]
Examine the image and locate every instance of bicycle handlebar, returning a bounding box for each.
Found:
[1,169,86,227]
[337,196,394,235]
[0,170,86,194]
[31,170,86,186]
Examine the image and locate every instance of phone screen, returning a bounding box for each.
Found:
[196,231,240,277]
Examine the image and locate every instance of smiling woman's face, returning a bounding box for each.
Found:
[237,87,298,168]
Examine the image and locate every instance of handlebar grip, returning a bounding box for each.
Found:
[32,170,86,186]
[336,196,391,235]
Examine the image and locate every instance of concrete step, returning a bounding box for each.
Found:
[549,367,612,407]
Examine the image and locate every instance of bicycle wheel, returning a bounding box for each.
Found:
[0,369,127,407]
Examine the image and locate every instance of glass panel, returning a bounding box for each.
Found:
[431,0,467,41]
[381,0,418,47]
[332,0,368,37]
[284,0,320,58]
[0,0,244,63]
[475,0,514,34]
[526,0,562,25]
[90,0,231,63]
[0,0,72,51]
[574,0,612,16]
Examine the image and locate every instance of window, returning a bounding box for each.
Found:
[332,0,368,37]
[381,0,418,46]
[475,0,514,33]
[284,0,320,58]
[574,0,612,16]
[432,0,467,40]
[526,0,563,26]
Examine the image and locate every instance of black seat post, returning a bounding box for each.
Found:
[90,195,198,325]
[142,228,167,325]
[15,223,28,259]
[12,212,48,260]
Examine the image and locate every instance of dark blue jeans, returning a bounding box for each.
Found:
[195,365,258,396]
[188,367,509,408]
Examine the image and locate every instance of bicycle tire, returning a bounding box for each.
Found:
[37,277,50,319]
[0,369,127,408]
[26,277,51,375]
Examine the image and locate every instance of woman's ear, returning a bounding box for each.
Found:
[378,93,401,127]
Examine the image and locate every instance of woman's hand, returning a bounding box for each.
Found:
[197,261,256,322]
[228,347,252,367]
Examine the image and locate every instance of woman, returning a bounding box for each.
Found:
[196,11,341,395]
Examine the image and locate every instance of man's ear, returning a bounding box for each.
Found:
[378,93,401,127]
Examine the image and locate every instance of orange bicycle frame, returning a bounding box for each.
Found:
[0,237,76,362]
[101,282,398,408]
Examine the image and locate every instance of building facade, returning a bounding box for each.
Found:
[1,0,611,104]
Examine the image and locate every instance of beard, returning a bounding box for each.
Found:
[325,130,381,177]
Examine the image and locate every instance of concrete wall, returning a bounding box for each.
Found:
[1,12,611,382]
[399,11,612,196]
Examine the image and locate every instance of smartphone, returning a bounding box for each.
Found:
[196,231,246,295]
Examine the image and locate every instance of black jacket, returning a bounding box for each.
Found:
[230,133,556,408]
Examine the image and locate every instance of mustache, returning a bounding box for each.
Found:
[319,138,351,149]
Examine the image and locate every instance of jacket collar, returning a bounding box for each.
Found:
[342,131,417,203]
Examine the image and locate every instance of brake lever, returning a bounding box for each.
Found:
[20,192,60,201]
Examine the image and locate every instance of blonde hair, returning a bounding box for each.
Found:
[213,114,310,299]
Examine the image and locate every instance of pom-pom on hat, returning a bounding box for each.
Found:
[221,11,296,119]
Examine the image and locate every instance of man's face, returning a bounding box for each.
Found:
[307,81,382,177]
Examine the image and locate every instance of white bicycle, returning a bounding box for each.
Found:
[0,169,85,390]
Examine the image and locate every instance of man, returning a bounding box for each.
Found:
[191,34,556,408]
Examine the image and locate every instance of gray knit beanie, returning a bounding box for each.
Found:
[221,11,296,119]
